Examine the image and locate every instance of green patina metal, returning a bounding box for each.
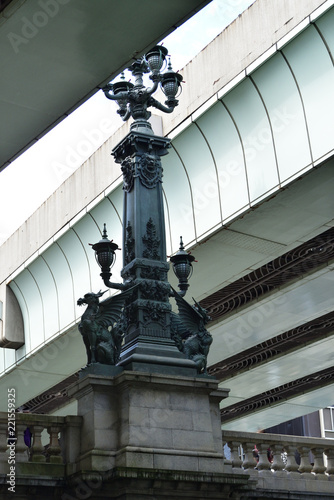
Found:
[78,46,212,375]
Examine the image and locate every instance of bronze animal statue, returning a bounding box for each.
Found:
[170,289,213,374]
[77,288,133,366]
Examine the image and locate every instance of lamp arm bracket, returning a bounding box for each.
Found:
[101,275,126,291]
[149,96,174,114]
[102,87,128,102]
[169,286,187,298]
[119,108,131,121]
[145,79,159,96]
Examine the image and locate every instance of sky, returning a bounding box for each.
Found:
[0,0,255,246]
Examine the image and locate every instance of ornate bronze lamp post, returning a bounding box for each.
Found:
[73,47,230,495]
[86,46,211,375]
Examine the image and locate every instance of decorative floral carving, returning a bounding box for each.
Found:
[140,280,170,302]
[140,266,165,281]
[124,221,135,265]
[142,218,160,260]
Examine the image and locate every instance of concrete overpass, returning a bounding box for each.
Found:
[0,0,334,438]
[0,0,209,171]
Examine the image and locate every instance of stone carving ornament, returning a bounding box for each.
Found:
[121,156,134,192]
[77,287,134,366]
[170,289,213,374]
[124,221,135,265]
[136,153,162,189]
[142,218,160,260]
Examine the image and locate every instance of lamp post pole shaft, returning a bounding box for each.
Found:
[112,129,195,375]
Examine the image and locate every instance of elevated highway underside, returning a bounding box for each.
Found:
[11,158,334,432]
[0,0,333,434]
[0,0,209,171]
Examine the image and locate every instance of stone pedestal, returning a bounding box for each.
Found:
[67,370,251,498]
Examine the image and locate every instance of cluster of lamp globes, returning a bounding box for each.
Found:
[102,44,183,119]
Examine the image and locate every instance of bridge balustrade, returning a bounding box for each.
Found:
[223,429,334,495]
[1,411,334,497]
[0,411,82,476]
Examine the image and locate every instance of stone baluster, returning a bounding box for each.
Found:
[47,426,62,464]
[15,423,29,462]
[310,447,326,476]
[241,441,257,470]
[283,444,300,473]
[227,441,243,469]
[255,442,272,473]
[324,448,334,475]
[270,443,286,474]
[31,425,47,463]
[297,446,314,477]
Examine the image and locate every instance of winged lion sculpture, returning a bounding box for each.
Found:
[170,288,213,374]
[77,287,134,366]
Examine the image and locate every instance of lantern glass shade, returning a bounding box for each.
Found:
[172,259,193,282]
[161,72,182,99]
[145,45,168,72]
[95,247,116,270]
[91,224,119,272]
[112,80,134,108]
[112,80,134,94]
[170,236,195,286]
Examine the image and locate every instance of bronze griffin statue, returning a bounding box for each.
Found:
[77,288,132,366]
[170,289,213,375]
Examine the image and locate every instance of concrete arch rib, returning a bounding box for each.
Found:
[193,121,223,223]
[55,229,91,323]
[314,8,334,66]
[25,260,58,344]
[41,240,76,333]
[221,77,279,203]
[162,144,196,251]
[247,75,281,185]
[250,51,312,183]
[10,269,44,354]
[171,124,221,240]
[195,100,249,223]
[281,24,334,162]
[8,280,30,356]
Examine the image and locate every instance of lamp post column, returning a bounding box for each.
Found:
[98,47,197,375]
[112,125,195,375]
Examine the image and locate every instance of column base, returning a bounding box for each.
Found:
[118,336,198,376]
[68,370,230,473]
